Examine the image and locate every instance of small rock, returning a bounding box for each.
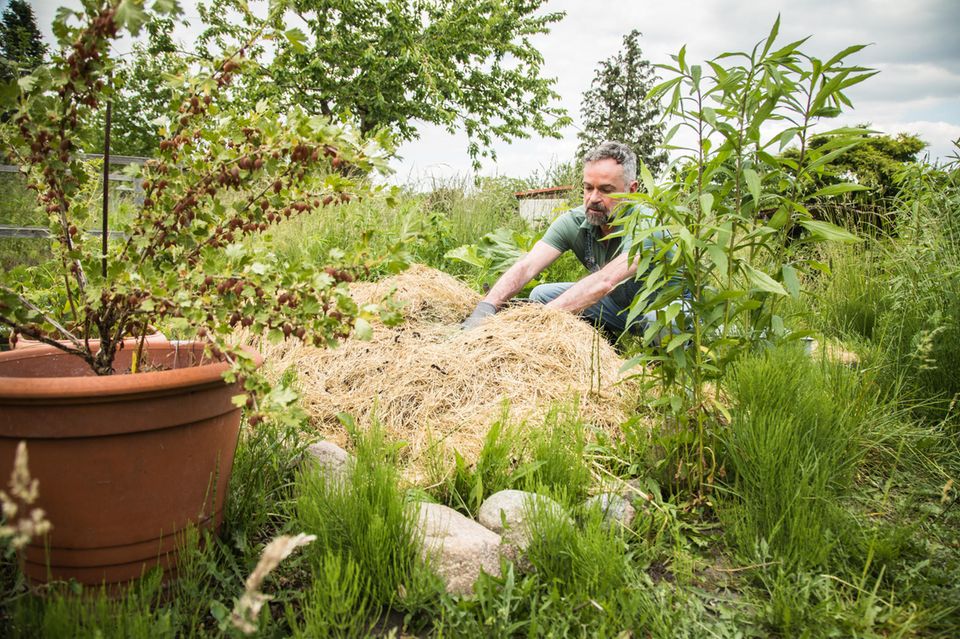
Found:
[805,338,860,367]
[478,489,567,551]
[413,502,503,596]
[623,478,654,504]
[304,441,351,482]
[585,493,636,528]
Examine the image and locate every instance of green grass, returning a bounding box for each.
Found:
[266,177,531,283]
[428,402,595,517]
[809,242,889,340]
[9,571,175,639]
[719,344,874,569]
[292,417,441,633]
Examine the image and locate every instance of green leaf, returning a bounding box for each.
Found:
[803,143,860,173]
[742,263,787,295]
[284,28,309,54]
[813,106,842,118]
[664,303,681,326]
[115,0,149,36]
[353,317,373,341]
[771,314,785,336]
[0,80,18,107]
[761,15,781,58]
[640,162,655,195]
[17,74,37,94]
[662,122,681,145]
[666,333,692,352]
[742,168,761,205]
[167,317,190,331]
[699,193,714,217]
[781,264,800,298]
[809,182,871,199]
[152,0,183,16]
[825,44,869,67]
[798,220,861,243]
[809,259,832,276]
[706,244,728,275]
[767,206,790,230]
[225,243,246,261]
[337,412,357,431]
[269,385,299,407]
[701,107,717,127]
[444,245,485,268]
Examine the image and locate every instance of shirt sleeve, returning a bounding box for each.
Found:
[540,211,576,253]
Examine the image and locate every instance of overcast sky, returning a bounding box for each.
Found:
[28,0,960,184]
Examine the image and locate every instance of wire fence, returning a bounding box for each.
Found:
[0,154,146,239]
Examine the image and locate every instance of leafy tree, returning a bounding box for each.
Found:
[84,17,187,156]
[782,127,926,226]
[808,128,925,196]
[577,29,666,175]
[196,0,571,169]
[0,0,47,81]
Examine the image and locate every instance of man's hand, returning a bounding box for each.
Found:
[461,301,497,329]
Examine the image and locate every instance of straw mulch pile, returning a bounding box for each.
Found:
[255,264,640,469]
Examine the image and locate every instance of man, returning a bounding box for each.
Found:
[462,140,657,335]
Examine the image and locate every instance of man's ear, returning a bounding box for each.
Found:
[628,180,639,193]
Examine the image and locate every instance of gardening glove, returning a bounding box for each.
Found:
[461,301,497,329]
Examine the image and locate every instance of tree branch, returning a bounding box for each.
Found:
[0,285,83,350]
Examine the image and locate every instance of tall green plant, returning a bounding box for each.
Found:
[577,29,667,175]
[619,18,872,492]
[720,345,867,568]
[294,417,440,624]
[875,159,960,425]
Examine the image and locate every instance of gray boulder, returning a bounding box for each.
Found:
[478,489,568,552]
[304,441,351,482]
[584,493,636,529]
[413,502,503,596]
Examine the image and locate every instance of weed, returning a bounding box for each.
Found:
[432,407,529,517]
[720,344,868,568]
[9,571,175,639]
[294,417,441,632]
[522,404,592,506]
[290,550,373,638]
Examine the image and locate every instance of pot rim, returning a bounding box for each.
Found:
[0,341,264,401]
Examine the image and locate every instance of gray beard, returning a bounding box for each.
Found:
[585,208,608,226]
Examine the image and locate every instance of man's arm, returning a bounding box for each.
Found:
[461,241,561,328]
[545,250,638,313]
[482,240,562,307]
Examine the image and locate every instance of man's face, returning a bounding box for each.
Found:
[582,158,638,226]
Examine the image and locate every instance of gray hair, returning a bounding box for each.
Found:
[582,141,637,185]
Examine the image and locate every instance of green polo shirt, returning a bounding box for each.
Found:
[540,205,659,309]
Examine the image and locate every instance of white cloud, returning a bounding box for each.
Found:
[24,0,960,177]
[872,121,960,161]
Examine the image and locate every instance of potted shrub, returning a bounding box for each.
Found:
[0,0,393,586]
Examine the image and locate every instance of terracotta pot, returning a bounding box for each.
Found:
[0,341,262,586]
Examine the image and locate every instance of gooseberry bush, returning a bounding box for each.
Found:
[0,0,399,422]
